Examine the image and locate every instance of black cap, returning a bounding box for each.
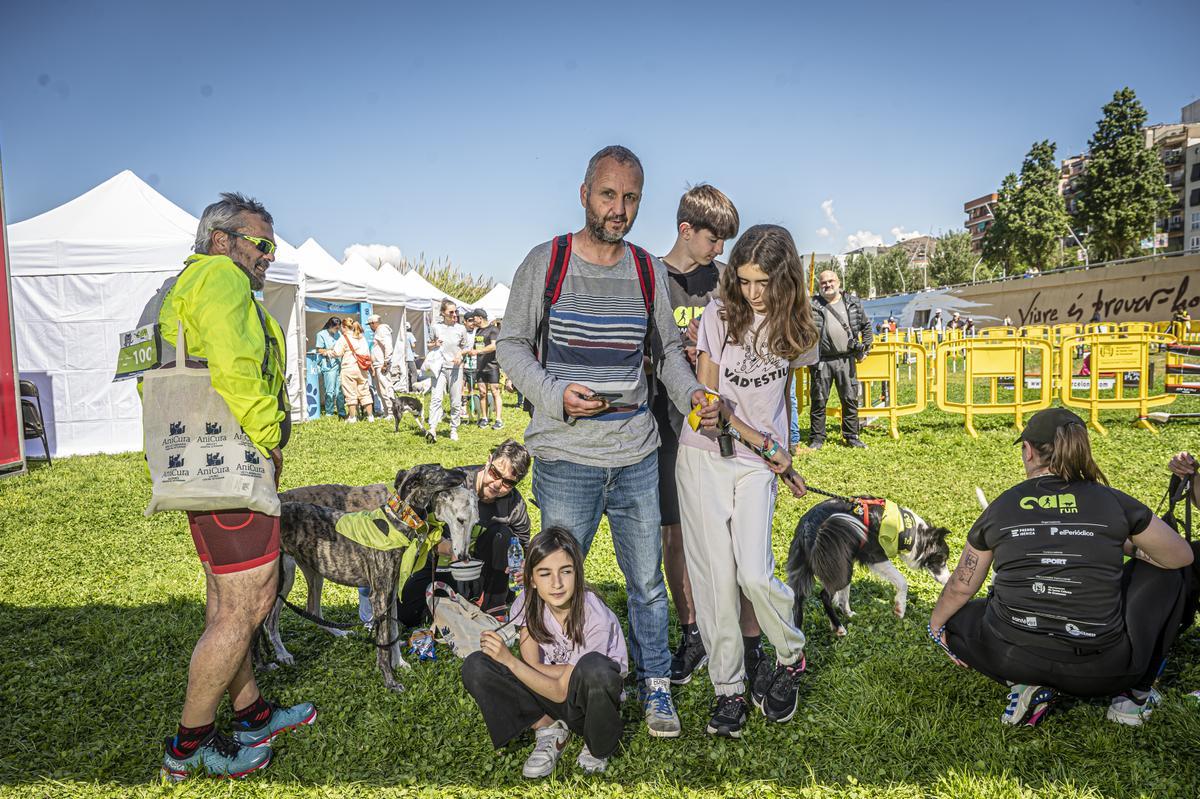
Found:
[1014,407,1086,445]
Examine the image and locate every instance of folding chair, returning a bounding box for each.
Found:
[19,380,51,466]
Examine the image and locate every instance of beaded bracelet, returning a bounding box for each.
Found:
[927,623,960,661]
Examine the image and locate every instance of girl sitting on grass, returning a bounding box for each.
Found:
[462,527,627,778]
[675,223,818,738]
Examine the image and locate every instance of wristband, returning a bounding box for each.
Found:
[760,433,780,460]
[927,623,960,661]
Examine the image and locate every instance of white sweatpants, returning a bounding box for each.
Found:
[372,367,394,416]
[676,445,806,696]
[428,366,462,432]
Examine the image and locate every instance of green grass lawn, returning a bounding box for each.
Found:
[1,396,1199,798]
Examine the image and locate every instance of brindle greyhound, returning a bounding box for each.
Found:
[260,465,478,692]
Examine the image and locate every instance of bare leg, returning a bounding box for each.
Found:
[180,558,278,727]
[490,386,503,422]
[661,523,696,624]
[739,592,761,636]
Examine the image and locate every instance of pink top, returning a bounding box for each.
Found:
[511,589,629,677]
[679,298,817,464]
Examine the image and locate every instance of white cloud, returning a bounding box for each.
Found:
[845,230,884,250]
[890,226,926,242]
[821,199,839,227]
[815,226,831,238]
[344,243,404,268]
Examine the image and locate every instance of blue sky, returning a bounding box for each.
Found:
[1,0,1194,282]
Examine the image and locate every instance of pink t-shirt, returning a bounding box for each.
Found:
[679,298,817,464]
[511,589,629,677]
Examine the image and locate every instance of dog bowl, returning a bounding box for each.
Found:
[449,559,484,582]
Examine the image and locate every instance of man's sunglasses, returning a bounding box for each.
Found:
[213,227,276,256]
[486,459,521,488]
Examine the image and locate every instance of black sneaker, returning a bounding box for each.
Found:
[748,649,772,708]
[670,634,708,685]
[706,694,749,738]
[844,438,867,449]
[807,439,824,451]
[759,657,806,723]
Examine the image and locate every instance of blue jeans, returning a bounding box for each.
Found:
[532,452,668,681]
[320,365,344,417]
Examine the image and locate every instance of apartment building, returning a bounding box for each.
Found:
[963,193,996,253]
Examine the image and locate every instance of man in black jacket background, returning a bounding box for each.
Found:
[808,269,873,450]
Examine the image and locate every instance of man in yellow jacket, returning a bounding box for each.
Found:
[154,193,315,781]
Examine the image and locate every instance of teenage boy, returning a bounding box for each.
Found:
[654,185,765,687]
[467,310,504,430]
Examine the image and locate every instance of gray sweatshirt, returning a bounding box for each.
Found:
[497,239,703,467]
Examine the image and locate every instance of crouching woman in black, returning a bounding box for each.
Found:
[462,527,627,779]
[929,408,1194,727]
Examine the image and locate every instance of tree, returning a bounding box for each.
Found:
[982,172,1022,276]
[842,252,874,298]
[1013,140,1071,270]
[873,246,916,295]
[928,231,975,286]
[1076,87,1174,261]
[981,142,1071,274]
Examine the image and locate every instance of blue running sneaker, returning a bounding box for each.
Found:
[233,700,317,748]
[1107,688,1161,726]
[1002,684,1056,726]
[161,731,271,781]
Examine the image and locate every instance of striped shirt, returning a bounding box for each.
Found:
[497,239,702,467]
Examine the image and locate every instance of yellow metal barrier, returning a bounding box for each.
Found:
[1166,342,1200,396]
[935,337,1054,438]
[1059,331,1177,434]
[855,341,928,439]
[791,341,928,440]
[978,326,1017,339]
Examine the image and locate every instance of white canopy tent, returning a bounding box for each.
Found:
[8,170,305,457]
[473,283,510,321]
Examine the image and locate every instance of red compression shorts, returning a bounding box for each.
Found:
[187,509,280,574]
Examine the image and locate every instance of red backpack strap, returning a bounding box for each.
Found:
[544,233,572,305]
[535,234,573,370]
[627,243,655,313]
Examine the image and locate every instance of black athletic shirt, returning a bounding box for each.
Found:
[967,475,1152,652]
[474,324,500,373]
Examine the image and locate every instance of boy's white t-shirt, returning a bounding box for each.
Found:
[678,299,817,464]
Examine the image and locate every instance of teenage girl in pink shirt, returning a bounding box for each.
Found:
[676,224,819,738]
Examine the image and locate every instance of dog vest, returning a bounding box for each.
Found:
[876,500,917,558]
[333,497,444,584]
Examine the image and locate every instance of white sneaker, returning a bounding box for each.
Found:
[641,677,681,738]
[346,417,358,424]
[576,743,607,774]
[1107,688,1161,726]
[449,428,459,441]
[522,720,569,778]
[367,415,376,422]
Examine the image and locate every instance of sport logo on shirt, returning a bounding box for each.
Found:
[1019,494,1078,513]
[673,306,705,330]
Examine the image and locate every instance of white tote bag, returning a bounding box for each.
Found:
[426,581,517,658]
[142,322,279,517]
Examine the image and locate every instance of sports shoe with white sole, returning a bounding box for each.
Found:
[758,658,806,723]
[640,677,681,738]
[523,720,569,778]
[449,428,459,441]
[233,700,318,747]
[161,731,271,782]
[576,743,608,774]
[1002,684,1056,726]
[1107,688,1161,726]
[707,693,749,738]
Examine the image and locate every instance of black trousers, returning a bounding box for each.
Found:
[946,559,1190,697]
[809,357,859,442]
[398,523,515,627]
[462,650,624,758]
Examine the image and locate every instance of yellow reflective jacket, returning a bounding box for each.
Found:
[158,254,287,456]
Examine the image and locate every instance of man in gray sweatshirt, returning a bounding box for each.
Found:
[497,145,715,742]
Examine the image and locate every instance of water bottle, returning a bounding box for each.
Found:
[507,536,525,596]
